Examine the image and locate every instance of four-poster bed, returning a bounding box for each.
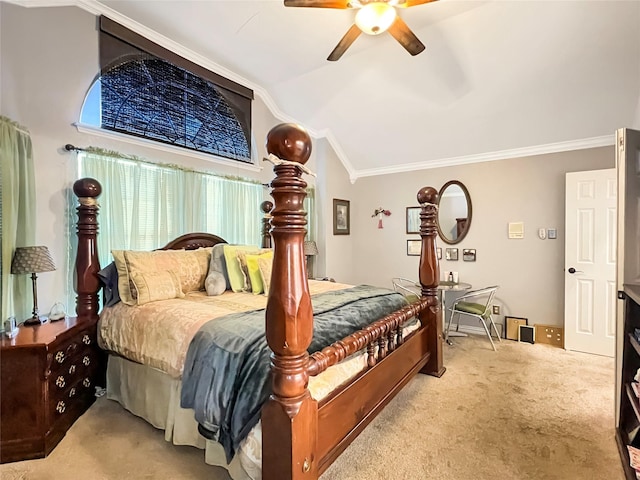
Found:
[73,123,445,480]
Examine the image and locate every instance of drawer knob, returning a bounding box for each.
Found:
[55,351,65,363]
[82,356,90,366]
[55,375,66,388]
[82,378,91,388]
[56,401,66,414]
[69,364,76,375]
[66,342,78,354]
[69,387,77,398]
[82,335,91,345]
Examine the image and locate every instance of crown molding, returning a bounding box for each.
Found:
[354,134,616,180]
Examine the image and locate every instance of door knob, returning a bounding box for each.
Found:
[568,267,583,274]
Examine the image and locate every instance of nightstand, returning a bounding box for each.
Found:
[0,317,105,463]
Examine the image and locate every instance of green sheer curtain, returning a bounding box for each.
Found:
[66,149,267,306]
[66,148,317,309]
[1,116,36,324]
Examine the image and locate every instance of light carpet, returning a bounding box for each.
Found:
[0,334,623,479]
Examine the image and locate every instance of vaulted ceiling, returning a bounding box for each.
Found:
[16,1,640,178]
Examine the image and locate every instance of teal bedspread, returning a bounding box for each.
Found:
[180,285,408,463]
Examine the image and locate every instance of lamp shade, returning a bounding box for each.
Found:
[11,246,56,274]
[303,241,319,257]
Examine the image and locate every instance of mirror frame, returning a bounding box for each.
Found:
[437,180,472,245]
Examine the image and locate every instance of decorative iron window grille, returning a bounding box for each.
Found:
[83,16,253,164]
[99,57,251,162]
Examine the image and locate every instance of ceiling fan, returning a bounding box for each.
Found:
[284,0,438,61]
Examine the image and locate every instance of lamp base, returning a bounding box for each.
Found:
[23,316,47,326]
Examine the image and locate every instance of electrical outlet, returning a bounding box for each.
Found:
[492,305,500,315]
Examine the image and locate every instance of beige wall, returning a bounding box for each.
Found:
[348,147,615,329]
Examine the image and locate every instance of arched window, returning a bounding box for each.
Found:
[80,16,253,164]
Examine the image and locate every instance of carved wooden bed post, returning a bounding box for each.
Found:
[73,177,102,323]
[417,187,445,377]
[262,124,317,480]
[260,200,273,248]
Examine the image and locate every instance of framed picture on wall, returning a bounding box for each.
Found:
[333,199,350,235]
[406,207,421,234]
[407,240,421,256]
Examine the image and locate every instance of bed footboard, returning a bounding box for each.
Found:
[262,123,443,480]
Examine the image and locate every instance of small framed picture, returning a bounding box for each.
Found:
[407,239,421,256]
[463,249,476,262]
[505,316,528,340]
[406,207,421,234]
[436,247,442,260]
[445,248,458,261]
[333,199,350,235]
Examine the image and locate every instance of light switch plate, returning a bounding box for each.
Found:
[547,228,557,239]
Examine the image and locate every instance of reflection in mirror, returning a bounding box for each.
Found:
[437,181,472,245]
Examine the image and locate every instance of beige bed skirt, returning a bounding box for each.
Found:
[106,355,260,480]
[105,319,420,480]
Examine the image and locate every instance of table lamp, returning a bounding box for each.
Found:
[11,245,56,326]
[303,240,318,278]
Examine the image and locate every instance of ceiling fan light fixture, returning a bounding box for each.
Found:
[355,2,397,35]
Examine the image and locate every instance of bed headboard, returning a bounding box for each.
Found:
[159,233,227,250]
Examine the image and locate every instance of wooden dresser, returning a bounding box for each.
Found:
[0,317,104,463]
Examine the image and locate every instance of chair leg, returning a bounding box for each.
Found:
[488,314,502,342]
[445,309,457,345]
[479,318,497,351]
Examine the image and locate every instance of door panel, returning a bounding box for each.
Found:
[565,168,616,356]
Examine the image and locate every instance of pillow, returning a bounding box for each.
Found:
[223,245,270,293]
[124,248,211,295]
[112,250,136,306]
[130,269,184,305]
[97,261,121,307]
[257,256,273,296]
[206,243,230,291]
[205,270,226,296]
[243,251,274,294]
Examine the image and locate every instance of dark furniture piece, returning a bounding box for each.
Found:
[615,127,640,478]
[0,317,103,463]
[73,122,445,480]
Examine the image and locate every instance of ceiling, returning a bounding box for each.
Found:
[14,0,640,178]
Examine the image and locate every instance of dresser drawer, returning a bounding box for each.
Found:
[48,330,96,373]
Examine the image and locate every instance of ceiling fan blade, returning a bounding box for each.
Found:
[387,17,425,56]
[284,0,351,8]
[395,0,438,8]
[327,24,362,61]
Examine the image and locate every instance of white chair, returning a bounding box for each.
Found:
[391,277,420,303]
[447,285,501,351]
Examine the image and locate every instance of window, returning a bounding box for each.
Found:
[80,16,253,164]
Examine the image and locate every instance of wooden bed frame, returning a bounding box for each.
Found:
[72,123,444,480]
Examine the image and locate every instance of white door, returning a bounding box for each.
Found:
[564,168,616,356]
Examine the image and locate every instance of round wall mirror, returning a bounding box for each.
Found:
[437,180,472,244]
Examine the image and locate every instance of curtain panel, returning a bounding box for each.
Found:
[0,116,36,324]
[68,149,321,307]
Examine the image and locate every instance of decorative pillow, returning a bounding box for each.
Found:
[112,250,136,306]
[97,261,121,307]
[205,270,226,296]
[124,248,211,295]
[223,245,271,293]
[130,269,184,305]
[257,256,273,296]
[243,251,274,294]
[206,243,230,291]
